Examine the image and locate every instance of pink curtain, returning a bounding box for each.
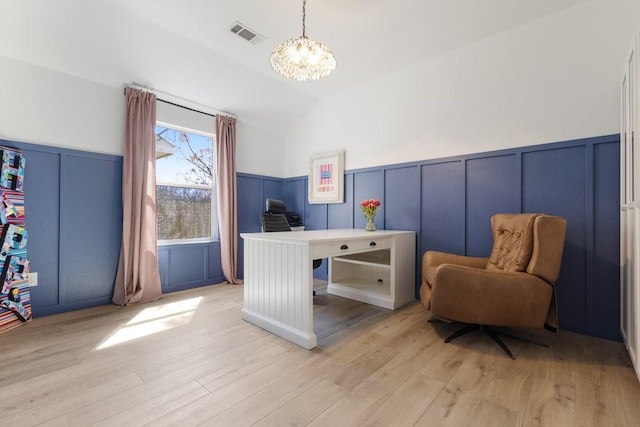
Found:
[113,88,163,306]
[216,115,242,284]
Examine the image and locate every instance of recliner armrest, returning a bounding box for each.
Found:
[424,251,488,269]
[422,251,487,286]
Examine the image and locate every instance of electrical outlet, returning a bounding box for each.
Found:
[29,272,38,287]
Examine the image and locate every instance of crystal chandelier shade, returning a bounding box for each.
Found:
[270,0,336,82]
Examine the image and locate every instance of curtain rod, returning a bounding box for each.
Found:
[124,83,236,119]
[157,98,216,119]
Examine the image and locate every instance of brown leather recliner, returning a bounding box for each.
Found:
[420,213,567,359]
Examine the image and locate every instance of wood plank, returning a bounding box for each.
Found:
[150,364,288,426]
[357,373,445,426]
[92,381,210,426]
[250,378,344,427]
[205,362,345,427]
[414,339,503,427]
[2,373,144,425]
[522,377,576,427]
[619,373,640,426]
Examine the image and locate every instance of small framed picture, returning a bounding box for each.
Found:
[308,151,344,204]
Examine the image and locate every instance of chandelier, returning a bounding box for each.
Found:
[270,0,336,82]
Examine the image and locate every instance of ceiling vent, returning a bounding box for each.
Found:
[229,21,265,45]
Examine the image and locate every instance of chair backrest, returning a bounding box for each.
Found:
[526,215,567,284]
[486,213,567,284]
[261,213,291,232]
[266,199,286,215]
[486,213,538,273]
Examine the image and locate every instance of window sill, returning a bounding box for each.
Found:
[158,239,220,247]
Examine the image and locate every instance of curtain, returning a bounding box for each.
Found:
[216,115,242,284]
[112,88,163,306]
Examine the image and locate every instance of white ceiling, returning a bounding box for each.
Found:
[0,0,588,133]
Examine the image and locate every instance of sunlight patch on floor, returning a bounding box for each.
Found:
[94,296,203,350]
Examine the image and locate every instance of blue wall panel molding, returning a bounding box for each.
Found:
[157,242,224,293]
[466,155,518,256]
[21,148,61,310]
[1,139,122,317]
[421,161,466,255]
[237,173,286,278]
[280,134,622,341]
[592,143,620,333]
[60,154,122,305]
[283,177,306,218]
[328,174,354,230]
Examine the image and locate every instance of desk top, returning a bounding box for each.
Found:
[240,228,414,244]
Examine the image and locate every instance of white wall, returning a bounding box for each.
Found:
[283,0,640,177]
[0,56,123,155]
[0,55,285,176]
[156,101,215,136]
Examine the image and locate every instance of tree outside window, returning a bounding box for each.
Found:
[155,124,216,241]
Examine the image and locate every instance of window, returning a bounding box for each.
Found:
[155,124,216,242]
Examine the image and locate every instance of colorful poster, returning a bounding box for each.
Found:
[0,146,30,333]
[0,147,25,192]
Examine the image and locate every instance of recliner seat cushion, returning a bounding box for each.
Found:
[486,213,538,273]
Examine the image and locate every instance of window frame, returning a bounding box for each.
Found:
[155,121,218,244]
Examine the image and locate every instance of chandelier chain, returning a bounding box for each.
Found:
[302,0,306,38]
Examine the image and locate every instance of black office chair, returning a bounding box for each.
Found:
[261,212,293,232]
[261,199,322,295]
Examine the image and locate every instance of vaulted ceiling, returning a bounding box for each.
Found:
[0,0,588,133]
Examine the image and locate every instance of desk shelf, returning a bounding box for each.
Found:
[332,250,391,266]
[328,240,414,310]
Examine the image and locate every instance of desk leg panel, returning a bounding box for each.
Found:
[241,308,317,349]
[242,239,316,348]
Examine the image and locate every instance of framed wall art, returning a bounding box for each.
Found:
[308,151,344,204]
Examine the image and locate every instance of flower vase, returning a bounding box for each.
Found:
[365,214,376,231]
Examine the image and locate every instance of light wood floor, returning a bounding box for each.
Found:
[1,282,639,426]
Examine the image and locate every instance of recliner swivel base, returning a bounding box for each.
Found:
[429,318,550,360]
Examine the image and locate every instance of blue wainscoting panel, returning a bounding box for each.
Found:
[523,146,588,329]
[208,243,223,284]
[385,166,421,292]
[263,178,283,204]
[305,202,328,231]
[466,154,518,257]
[18,147,61,310]
[238,174,264,234]
[164,243,206,288]
[284,177,306,219]
[167,243,214,288]
[59,153,122,305]
[158,242,224,292]
[2,140,123,317]
[237,173,280,280]
[592,142,621,334]
[384,166,420,232]
[328,173,353,229]
[420,161,466,255]
[353,170,384,230]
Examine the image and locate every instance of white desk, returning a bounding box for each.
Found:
[240,229,416,349]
